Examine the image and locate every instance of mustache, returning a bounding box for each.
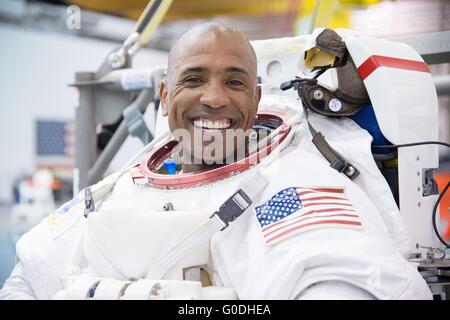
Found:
[185,106,242,119]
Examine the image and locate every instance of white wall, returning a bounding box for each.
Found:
[0,24,168,202]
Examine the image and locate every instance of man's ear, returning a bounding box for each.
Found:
[160,80,169,117]
[255,85,262,113]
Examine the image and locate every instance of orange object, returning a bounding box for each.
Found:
[436,172,450,240]
[51,180,62,190]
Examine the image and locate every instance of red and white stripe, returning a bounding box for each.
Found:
[357,55,430,81]
[263,187,363,245]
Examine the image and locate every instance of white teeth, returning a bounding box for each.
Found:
[193,118,231,129]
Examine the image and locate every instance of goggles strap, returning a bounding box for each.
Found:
[303,104,360,180]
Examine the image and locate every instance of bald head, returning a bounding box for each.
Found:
[167,22,257,81]
[159,21,262,166]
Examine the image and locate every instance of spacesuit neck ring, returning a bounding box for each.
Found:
[133,112,291,189]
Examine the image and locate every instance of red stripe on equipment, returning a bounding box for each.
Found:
[358,55,430,80]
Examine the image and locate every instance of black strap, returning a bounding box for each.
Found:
[303,104,360,180]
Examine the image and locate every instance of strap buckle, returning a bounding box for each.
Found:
[211,189,253,230]
[330,159,359,180]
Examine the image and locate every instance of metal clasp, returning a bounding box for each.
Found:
[211,189,253,230]
[416,243,446,262]
[84,187,95,218]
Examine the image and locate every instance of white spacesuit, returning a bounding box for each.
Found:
[0,27,437,300]
[0,94,431,300]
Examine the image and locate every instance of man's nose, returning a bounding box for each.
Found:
[199,81,231,109]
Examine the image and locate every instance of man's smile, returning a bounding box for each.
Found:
[193,118,232,131]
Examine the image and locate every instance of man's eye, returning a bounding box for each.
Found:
[227,80,244,86]
[185,77,203,84]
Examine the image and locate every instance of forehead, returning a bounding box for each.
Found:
[170,32,256,76]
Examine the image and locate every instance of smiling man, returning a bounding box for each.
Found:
[0,23,432,300]
[160,23,261,172]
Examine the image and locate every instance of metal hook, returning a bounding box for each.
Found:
[416,243,447,262]
[163,202,174,212]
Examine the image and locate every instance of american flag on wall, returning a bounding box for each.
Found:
[256,186,363,245]
[35,120,74,168]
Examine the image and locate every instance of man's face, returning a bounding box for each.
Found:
[160,31,261,166]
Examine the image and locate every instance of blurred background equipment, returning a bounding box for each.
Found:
[10,169,58,243]
[69,0,172,191]
[4,0,446,50]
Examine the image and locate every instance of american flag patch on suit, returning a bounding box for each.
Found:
[255,186,363,245]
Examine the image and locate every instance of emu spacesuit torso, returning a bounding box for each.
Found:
[0,95,432,300]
